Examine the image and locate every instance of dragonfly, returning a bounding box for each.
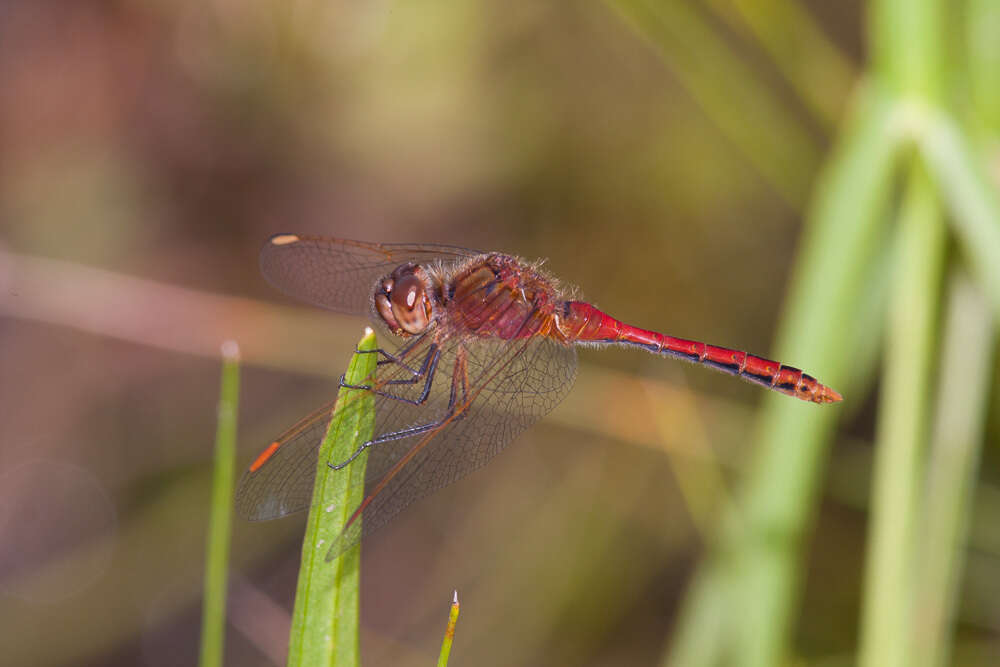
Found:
[236,235,842,560]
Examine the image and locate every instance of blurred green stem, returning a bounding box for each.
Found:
[607,0,819,208]
[199,341,240,667]
[966,0,1000,134]
[859,160,945,667]
[917,110,1000,317]
[665,84,899,667]
[913,272,994,667]
[664,558,732,665]
[702,0,855,129]
[871,0,944,100]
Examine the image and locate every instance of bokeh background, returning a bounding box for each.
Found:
[2,0,999,665]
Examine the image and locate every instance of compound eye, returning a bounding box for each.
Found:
[390,273,430,334]
[374,291,399,332]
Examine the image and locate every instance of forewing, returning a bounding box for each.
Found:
[259,234,479,315]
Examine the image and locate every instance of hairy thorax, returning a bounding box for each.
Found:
[435,253,564,342]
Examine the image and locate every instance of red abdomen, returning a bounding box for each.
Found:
[560,301,841,404]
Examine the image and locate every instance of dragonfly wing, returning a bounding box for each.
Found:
[259,235,480,315]
[327,334,578,559]
[234,332,439,520]
[234,400,339,520]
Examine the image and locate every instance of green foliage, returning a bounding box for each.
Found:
[860,160,945,667]
[911,272,994,667]
[437,592,461,667]
[610,1,1000,665]
[199,342,240,667]
[287,330,377,667]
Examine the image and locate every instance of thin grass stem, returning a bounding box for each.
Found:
[917,111,1000,316]
[606,0,820,207]
[436,590,461,667]
[912,272,994,667]
[701,0,855,129]
[199,341,241,667]
[859,159,945,667]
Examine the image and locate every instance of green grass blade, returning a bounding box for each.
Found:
[859,160,945,667]
[702,0,855,129]
[732,86,900,667]
[870,0,944,100]
[606,0,820,208]
[436,591,461,667]
[287,329,377,667]
[967,0,1000,134]
[912,272,995,667]
[837,240,894,411]
[665,84,900,667]
[199,341,241,667]
[916,110,1000,317]
[663,560,731,666]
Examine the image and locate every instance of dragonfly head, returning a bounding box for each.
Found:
[375,263,434,336]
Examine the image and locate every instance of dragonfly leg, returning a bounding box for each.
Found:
[340,343,441,406]
[327,416,445,470]
[340,333,431,388]
[328,349,470,470]
[353,334,428,376]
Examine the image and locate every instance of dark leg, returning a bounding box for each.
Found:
[340,343,441,406]
[328,348,470,470]
[350,333,428,376]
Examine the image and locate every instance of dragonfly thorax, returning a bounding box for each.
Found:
[441,254,560,341]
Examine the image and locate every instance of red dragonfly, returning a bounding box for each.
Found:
[236,235,841,559]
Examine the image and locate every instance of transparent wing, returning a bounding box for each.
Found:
[259,234,480,315]
[234,333,438,521]
[235,331,578,557]
[234,399,338,521]
[326,333,577,559]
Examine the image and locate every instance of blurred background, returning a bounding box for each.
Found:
[1,0,998,665]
